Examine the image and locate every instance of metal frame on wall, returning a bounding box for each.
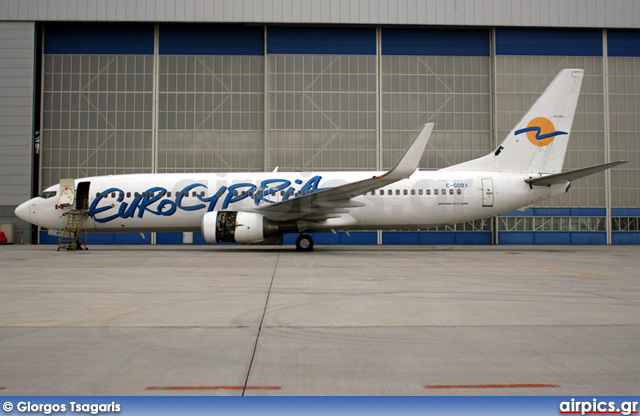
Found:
[36,23,640,245]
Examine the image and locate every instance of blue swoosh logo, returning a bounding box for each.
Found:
[515,127,568,141]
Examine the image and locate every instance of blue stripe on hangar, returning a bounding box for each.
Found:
[44,23,154,54]
[612,208,640,217]
[382,28,490,56]
[383,231,492,245]
[40,230,640,246]
[39,231,152,245]
[496,28,602,56]
[267,27,376,55]
[499,208,607,217]
[498,231,607,245]
[608,30,640,57]
[160,24,264,55]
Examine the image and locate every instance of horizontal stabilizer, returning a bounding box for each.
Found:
[525,161,628,186]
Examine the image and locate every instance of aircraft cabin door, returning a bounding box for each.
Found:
[482,178,494,207]
[58,178,75,207]
[76,181,91,210]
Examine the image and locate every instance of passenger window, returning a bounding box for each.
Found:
[218,190,224,197]
[111,193,116,198]
[426,189,431,195]
[192,191,197,197]
[395,190,400,195]
[403,190,408,195]
[166,192,171,197]
[233,191,239,197]
[434,189,438,195]
[241,191,246,197]
[126,192,131,198]
[119,192,124,198]
[371,190,376,195]
[449,189,454,195]
[418,189,423,195]
[280,190,285,196]
[388,190,392,195]
[411,189,415,195]
[271,190,276,196]
[96,192,100,198]
[200,191,205,197]
[135,192,140,197]
[441,189,446,195]
[457,189,461,195]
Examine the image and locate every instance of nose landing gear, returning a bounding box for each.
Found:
[295,234,314,251]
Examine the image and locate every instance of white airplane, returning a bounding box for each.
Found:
[15,69,626,251]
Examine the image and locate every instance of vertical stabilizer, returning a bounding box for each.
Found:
[444,69,584,173]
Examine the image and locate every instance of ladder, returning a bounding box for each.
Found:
[57,209,89,251]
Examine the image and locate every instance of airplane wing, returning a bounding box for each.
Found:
[255,123,434,222]
[525,160,628,186]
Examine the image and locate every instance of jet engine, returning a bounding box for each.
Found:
[201,211,280,244]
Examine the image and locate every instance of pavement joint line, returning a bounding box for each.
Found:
[242,249,281,396]
[442,254,640,284]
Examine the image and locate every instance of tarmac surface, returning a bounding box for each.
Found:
[0,244,639,396]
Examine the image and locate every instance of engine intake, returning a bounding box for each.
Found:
[201,211,280,244]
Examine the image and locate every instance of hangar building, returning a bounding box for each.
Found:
[1,0,639,245]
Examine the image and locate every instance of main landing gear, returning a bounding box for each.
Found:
[295,234,314,252]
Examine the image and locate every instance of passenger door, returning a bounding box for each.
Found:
[482,178,494,207]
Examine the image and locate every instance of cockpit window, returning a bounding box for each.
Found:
[39,190,57,199]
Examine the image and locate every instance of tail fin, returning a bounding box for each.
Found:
[444,69,584,173]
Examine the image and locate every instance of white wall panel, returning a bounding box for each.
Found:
[0,22,33,207]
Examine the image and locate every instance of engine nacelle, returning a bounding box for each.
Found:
[201,211,279,244]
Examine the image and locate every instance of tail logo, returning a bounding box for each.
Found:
[515,117,567,147]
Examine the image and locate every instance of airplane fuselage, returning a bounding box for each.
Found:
[21,170,567,233]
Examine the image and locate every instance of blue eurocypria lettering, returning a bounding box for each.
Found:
[88,176,326,223]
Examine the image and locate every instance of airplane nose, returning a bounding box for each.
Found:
[15,200,31,223]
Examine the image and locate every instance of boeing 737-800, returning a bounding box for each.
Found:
[15,69,626,250]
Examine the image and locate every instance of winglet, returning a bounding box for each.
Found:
[383,123,433,180]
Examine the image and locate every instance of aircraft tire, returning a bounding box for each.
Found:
[295,234,314,251]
